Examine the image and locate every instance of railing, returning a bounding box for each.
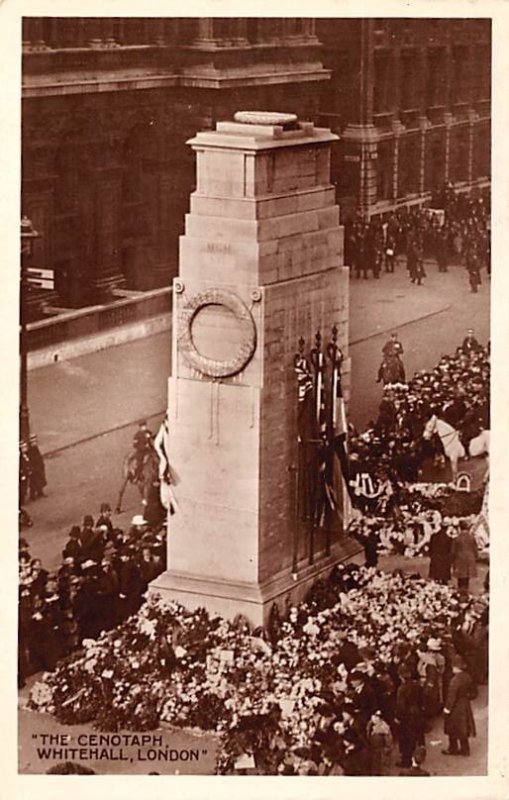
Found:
[26,287,172,352]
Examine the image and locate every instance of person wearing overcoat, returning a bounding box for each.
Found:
[428,527,453,584]
[442,659,476,756]
[451,523,478,592]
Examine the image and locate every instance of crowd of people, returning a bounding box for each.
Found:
[349,330,489,486]
[18,505,166,686]
[344,186,490,291]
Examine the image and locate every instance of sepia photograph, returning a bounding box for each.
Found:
[8,8,505,789]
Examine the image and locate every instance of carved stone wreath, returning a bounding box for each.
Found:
[178,288,257,378]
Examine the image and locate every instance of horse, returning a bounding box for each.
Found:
[423,414,465,481]
[116,447,160,514]
[468,428,490,458]
[377,354,406,386]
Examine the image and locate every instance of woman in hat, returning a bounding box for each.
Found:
[442,655,476,756]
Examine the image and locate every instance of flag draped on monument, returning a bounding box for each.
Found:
[154,416,179,513]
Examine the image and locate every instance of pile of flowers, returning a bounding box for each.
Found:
[348,475,487,558]
[348,508,482,558]
[28,564,488,773]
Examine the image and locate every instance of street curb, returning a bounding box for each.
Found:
[42,409,166,459]
[349,303,451,346]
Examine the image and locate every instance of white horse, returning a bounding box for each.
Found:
[469,429,490,458]
[423,414,466,481]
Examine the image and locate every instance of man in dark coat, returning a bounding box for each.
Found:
[442,657,476,756]
[428,527,452,584]
[350,671,377,730]
[95,502,114,534]
[462,329,481,355]
[28,435,47,499]
[394,667,425,768]
[116,547,144,620]
[80,515,105,564]
[19,442,32,505]
[95,559,120,631]
[435,228,449,272]
[451,522,478,593]
[62,526,84,564]
[336,635,362,673]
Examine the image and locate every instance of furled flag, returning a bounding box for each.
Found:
[332,361,352,497]
[294,347,317,522]
[294,351,315,446]
[154,414,179,513]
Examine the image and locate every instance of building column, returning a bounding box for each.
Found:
[467,108,479,186]
[444,114,454,183]
[87,18,117,48]
[391,120,405,201]
[22,18,49,50]
[90,168,124,301]
[341,20,377,218]
[418,117,431,196]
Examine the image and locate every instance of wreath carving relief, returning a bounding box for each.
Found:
[178,288,257,378]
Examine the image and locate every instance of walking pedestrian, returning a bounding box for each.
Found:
[466,250,481,294]
[385,233,397,273]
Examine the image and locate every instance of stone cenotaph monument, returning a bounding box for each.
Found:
[151,112,350,625]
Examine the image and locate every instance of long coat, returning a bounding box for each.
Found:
[444,670,476,739]
[451,531,478,579]
[429,529,452,583]
[395,679,424,747]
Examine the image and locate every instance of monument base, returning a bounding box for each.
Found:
[149,538,362,627]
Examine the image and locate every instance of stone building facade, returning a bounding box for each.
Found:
[318,18,491,219]
[22,18,491,307]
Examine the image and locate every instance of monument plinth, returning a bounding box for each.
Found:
[151,112,351,625]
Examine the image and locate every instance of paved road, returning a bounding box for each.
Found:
[24,259,489,570]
